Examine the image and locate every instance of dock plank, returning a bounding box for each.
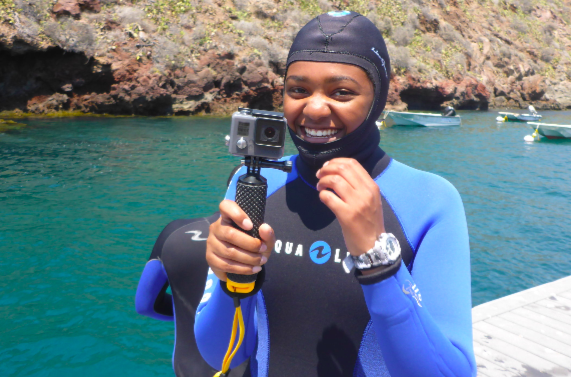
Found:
[473,328,566,373]
[500,310,571,345]
[559,291,571,301]
[473,275,571,376]
[512,307,571,336]
[484,315,571,356]
[526,302,571,326]
[474,340,534,376]
[474,321,571,370]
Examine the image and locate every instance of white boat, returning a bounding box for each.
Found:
[384,111,461,127]
[528,122,571,139]
[498,105,542,122]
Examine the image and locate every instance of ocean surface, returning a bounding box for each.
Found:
[1,111,570,376]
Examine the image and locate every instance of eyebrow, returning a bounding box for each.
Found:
[286,75,360,86]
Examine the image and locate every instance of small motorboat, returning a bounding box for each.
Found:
[384,107,461,127]
[498,105,542,122]
[528,122,571,139]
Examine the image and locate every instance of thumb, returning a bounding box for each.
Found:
[258,223,275,258]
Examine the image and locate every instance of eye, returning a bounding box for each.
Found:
[287,86,309,97]
[332,89,355,99]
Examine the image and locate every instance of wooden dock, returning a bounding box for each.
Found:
[473,275,571,376]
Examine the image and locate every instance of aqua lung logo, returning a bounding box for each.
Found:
[274,239,350,271]
[186,230,207,241]
[402,280,422,307]
[309,241,331,264]
[371,47,388,79]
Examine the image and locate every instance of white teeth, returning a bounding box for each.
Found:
[305,128,339,138]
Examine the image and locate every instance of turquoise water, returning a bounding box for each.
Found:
[1,112,570,376]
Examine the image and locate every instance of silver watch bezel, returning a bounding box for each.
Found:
[350,233,401,270]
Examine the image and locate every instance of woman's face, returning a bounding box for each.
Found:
[284,61,374,144]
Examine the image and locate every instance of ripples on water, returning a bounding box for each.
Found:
[1,112,570,376]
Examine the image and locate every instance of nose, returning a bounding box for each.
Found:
[302,93,331,123]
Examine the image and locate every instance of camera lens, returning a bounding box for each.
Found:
[264,127,276,139]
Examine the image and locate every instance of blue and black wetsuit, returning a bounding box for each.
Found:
[194,10,476,377]
[194,150,476,377]
[135,212,249,377]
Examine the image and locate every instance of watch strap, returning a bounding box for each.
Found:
[355,255,402,285]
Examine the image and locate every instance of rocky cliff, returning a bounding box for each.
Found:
[0,0,569,116]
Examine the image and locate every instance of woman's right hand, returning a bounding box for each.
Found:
[206,199,275,282]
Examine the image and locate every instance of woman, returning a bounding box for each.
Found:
[195,11,476,377]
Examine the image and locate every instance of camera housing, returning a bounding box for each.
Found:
[228,108,287,160]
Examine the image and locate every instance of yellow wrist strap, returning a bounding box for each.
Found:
[213,303,245,377]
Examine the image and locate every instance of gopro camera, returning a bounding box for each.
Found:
[227,108,287,160]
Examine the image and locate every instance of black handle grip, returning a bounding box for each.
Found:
[227,173,267,287]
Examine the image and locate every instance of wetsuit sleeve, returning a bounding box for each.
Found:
[361,179,476,377]
[135,218,208,321]
[194,270,258,370]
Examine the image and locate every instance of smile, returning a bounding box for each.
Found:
[302,127,341,138]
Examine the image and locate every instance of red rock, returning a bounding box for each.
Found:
[27,93,69,113]
[52,0,100,17]
[53,0,81,17]
[521,75,546,101]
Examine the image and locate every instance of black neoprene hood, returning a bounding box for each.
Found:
[285,11,391,170]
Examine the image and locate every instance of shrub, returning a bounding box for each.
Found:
[438,22,464,44]
[540,47,555,63]
[252,0,277,19]
[423,34,444,53]
[153,35,185,68]
[511,18,528,34]
[420,6,436,22]
[191,22,207,43]
[499,46,511,58]
[116,6,145,26]
[249,35,269,52]
[234,0,250,12]
[14,0,51,22]
[392,25,415,46]
[407,13,419,29]
[43,19,97,56]
[14,13,41,40]
[388,45,412,71]
[542,22,557,38]
[234,20,263,36]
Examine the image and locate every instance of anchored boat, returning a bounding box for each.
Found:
[528,122,571,139]
[383,107,461,127]
[497,105,542,122]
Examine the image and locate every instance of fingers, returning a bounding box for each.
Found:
[219,199,253,231]
[315,173,353,202]
[206,214,274,282]
[318,189,348,217]
[316,158,368,191]
[209,237,266,271]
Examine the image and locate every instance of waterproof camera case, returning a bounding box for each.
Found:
[228,108,287,160]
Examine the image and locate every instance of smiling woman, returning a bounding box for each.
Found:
[284,62,374,143]
[190,10,477,377]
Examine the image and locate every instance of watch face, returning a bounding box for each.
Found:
[385,236,400,262]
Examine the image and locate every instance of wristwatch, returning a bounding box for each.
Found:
[342,233,401,273]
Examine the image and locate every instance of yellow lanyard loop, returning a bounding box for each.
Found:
[214,299,245,377]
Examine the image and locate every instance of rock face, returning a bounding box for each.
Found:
[1,0,570,116]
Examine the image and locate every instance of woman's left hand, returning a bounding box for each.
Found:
[316,158,385,256]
